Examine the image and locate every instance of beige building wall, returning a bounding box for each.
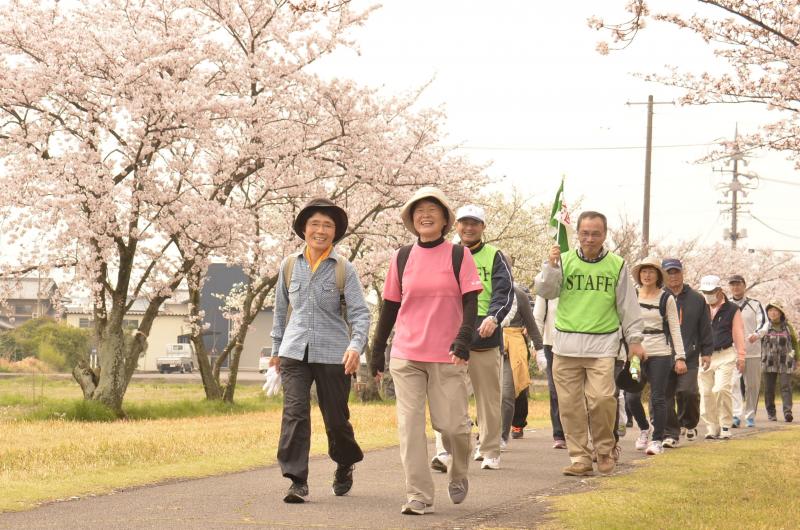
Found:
[64,312,189,372]
[239,310,274,371]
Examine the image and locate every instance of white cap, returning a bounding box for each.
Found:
[698,274,722,292]
[456,204,486,223]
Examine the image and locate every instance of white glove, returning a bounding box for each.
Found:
[262,366,282,397]
[536,349,547,372]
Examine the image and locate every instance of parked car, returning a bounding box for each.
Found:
[258,347,272,373]
[157,343,194,374]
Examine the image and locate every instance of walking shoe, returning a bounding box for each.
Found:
[719,427,732,439]
[746,417,755,428]
[562,462,594,476]
[448,477,469,504]
[662,437,678,449]
[401,499,434,515]
[685,428,698,442]
[617,423,627,438]
[430,452,450,473]
[768,415,777,422]
[786,412,794,423]
[481,457,500,470]
[680,427,687,437]
[473,446,484,461]
[511,426,524,439]
[332,465,354,496]
[646,440,664,455]
[283,482,309,503]
[635,429,650,451]
[626,418,633,428]
[500,438,509,452]
[704,432,718,440]
[732,416,741,428]
[596,454,616,475]
[552,438,567,450]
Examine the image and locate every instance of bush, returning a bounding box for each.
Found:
[1,318,92,371]
[37,341,67,371]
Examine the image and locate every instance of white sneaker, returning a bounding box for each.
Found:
[499,438,509,452]
[645,440,664,455]
[473,446,483,461]
[430,452,450,473]
[719,427,732,440]
[685,428,698,442]
[635,429,650,451]
[662,437,678,448]
[481,457,500,470]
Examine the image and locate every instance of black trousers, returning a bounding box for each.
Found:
[764,372,793,418]
[544,346,564,440]
[277,356,363,484]
[664,366,700,439]
[512,388,528,428]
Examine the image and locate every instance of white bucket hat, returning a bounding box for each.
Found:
[399,186,456,237]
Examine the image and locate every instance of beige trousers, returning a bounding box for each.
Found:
[699,347,737,435]
[467,346,503,459]
[552,354,616,465]
[390,357,471,504]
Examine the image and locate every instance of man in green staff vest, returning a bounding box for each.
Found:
[537,211,645,476]
[456,204,514,471]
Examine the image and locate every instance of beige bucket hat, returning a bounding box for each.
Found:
[631,255,664,286]
[399,186,456,237]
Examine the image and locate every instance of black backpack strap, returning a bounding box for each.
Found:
[396,244,413,295]
[451,244,464,288]
[660,290,676,355]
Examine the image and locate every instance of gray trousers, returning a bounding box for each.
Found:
[501,354,516,441]
[732,357,761,421]
[764,372,793,418]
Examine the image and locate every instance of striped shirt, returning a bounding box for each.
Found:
[271,248,371,364]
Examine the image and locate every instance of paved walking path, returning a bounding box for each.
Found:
[0,424,786,530]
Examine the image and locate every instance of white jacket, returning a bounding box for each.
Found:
[733,296,768,358]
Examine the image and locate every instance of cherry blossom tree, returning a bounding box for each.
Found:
[0,0,378,414]
[592,1,800,168]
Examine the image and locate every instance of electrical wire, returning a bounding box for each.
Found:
[749,214,800,239]
[454,142,717,152]
[758,176,800,187]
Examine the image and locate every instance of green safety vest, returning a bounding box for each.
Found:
[471,243,498,316]
[555,250,624,334]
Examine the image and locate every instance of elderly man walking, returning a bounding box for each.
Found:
[537,211,645,476]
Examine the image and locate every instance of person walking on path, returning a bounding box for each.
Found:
[727,275,768,428]
[270,198,372,504]
[625,257,686,455]
[761,301,799,423]
[532,277,566,449]
[662,258,713,444]
[501,283,543,447]
[454,204,514,471]
[697,275,747,440]
[537,211,646,477]
[370,187,483,515]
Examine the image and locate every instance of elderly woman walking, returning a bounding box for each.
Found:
[370,187,483,515]
[270,198,371,504]
[762,301,799,422]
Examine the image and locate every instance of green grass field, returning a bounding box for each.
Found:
[548,426,800,529]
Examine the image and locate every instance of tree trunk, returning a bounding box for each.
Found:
[91,329,129,416]
[222,342,243,403]
[356,345,381,402]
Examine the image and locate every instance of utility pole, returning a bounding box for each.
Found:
[626,95,674,257]
[715,125,758,249]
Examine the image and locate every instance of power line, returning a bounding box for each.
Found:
[759,175,800,187]
[749,213,800,240]
[454,142,716,152]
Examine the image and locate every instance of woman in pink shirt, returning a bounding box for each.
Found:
[370,186,483,515]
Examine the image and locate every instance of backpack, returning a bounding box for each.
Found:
[638,290,678,355]
[283,252,348,324]
[396,243,465,294]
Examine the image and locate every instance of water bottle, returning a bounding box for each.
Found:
[630,356,641,382]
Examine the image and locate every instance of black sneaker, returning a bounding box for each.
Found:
[284,481,309,503]
[768,415,778,422]
[332,465,354,496]
[786,412,794,423]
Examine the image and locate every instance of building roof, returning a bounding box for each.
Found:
[0,277,58,300]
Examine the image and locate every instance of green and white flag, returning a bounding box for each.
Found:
[549,177,571,253]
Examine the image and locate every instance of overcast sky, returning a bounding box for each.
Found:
[313,0,800,253]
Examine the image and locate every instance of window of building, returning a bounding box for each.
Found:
[78,318,94,329]
[122,319,139,330]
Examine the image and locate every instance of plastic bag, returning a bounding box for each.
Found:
[262,365,282,397]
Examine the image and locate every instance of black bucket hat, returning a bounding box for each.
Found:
[616,360,648,393]
[293,198,348,243]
